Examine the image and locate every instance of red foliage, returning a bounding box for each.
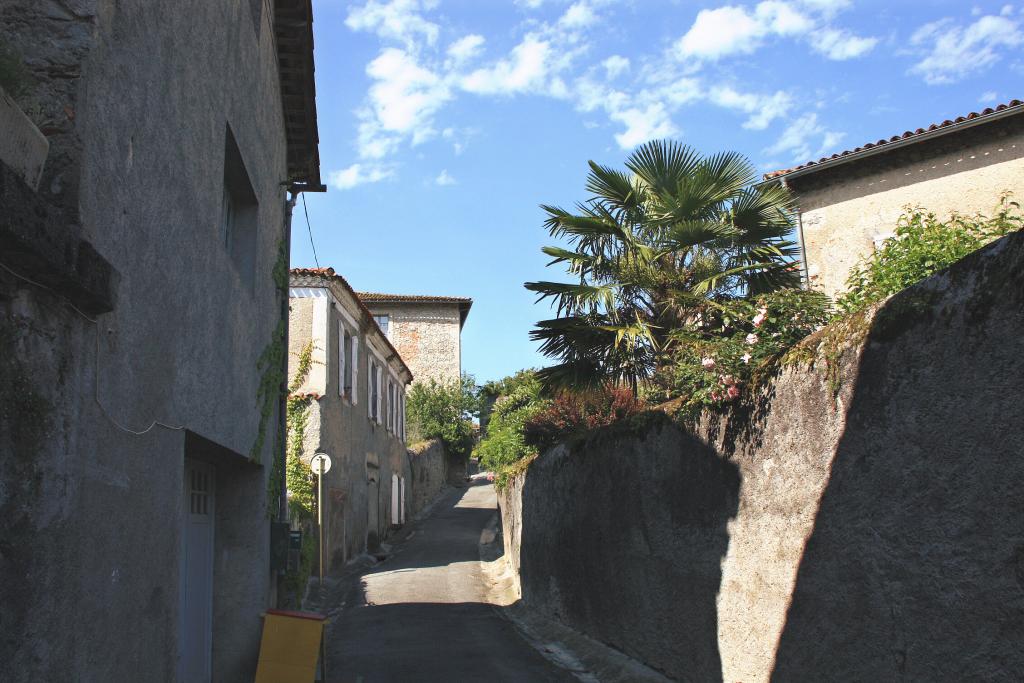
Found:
[523,386,645,451]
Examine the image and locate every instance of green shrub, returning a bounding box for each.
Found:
[406,374,477,460]
[836,195,1022,314]
[657,288,831,415]
[475,379,547,472]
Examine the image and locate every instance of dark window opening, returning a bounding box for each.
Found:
[222,125,259,291]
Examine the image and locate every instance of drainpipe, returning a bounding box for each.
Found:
[781,178,812,288]
[278,190,297,523]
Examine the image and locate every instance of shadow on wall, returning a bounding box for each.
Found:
[772,238,1024,680]
[520,424,741,681]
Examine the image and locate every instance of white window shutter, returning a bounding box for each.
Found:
[342,323,350,397]
[352,338,359,405]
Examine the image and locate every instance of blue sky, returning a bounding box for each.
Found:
[296,0,1023,384]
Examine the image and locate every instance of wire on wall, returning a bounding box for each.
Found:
[0,260,184,437]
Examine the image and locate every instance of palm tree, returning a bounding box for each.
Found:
[525,140,801,391]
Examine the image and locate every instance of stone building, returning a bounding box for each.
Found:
[0,2,321,682]
[288,269,414,563]
[766,99,1024,298]
[358,292,472,385]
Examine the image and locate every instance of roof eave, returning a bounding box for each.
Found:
[768,102,1024,185]
[274,0,324,192]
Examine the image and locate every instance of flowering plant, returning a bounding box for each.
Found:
[655,288,830,413]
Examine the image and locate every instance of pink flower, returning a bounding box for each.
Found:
[702,357,716,369]
[710,391,721,402]
[741,352,752,364]
[726,385,741,400]
[745,333,759,345]
[753,307,768,327]
[722,375,737,386]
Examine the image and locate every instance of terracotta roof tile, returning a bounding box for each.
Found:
[356,292,473,304]
[765,98,1024,180]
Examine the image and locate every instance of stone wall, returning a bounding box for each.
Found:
[499,229,1024,682]
[407,438,449,516]
[369,302,463,385]
[790,111,1024,298]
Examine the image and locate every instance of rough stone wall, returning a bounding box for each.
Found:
[369,302,462,385]
[407,438,448,516]
[500,230,1024,682]
[791,113,1024,298]
[0,2,289,681]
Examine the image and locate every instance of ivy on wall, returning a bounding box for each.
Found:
[282,341,318,606]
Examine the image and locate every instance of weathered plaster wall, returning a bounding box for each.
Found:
[288,286,413,569]
[369,302,462,384]
[500,230,1024,682]
[0,2,289,681]
[407,438,449,516]
[792,114,1024,298]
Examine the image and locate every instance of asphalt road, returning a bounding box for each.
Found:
[325,479,576,683]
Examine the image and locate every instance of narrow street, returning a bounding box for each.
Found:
[322,480,576,683]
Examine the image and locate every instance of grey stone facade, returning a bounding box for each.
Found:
[0,2,320,681]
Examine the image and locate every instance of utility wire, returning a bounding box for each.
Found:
[0,260,184,436]
[302,192,321,268]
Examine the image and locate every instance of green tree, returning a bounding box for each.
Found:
[406,373,478,459]
[525,140,801,391]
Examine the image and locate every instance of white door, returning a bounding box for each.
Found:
[399,477,406,524]
[180,460,215,683]
[391,473,400,526]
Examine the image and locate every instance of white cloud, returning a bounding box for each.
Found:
[435,169,457,185]
[909,13,1023,84]
[795,0,851,18]
[351,47,453,160]
[602,55,630,79]
[765,112,844,161]
[979,90,999,103]
[811,28,878,59]
[675,0,876,63]
[560,2,597,29]
[710,86,793,129]
[676,6,765,60]
[328,163,395,190]
[447,34,485,64]
[611,103,678,149]
[346,0,440,51]
[461,35,554,95]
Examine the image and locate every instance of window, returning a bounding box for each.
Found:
[387,380,395,431]
[221,125,258,290]
[373,314,389,337]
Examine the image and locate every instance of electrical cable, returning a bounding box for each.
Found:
[0,260,184,436]
[301,192,321,268]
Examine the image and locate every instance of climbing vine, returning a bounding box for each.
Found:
[286,341,317,520]
[283,340,318,605]
[252,239,289,464]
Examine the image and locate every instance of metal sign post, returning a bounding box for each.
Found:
[310,452,332,683]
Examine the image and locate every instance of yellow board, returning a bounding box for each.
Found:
[254,610,326,683]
